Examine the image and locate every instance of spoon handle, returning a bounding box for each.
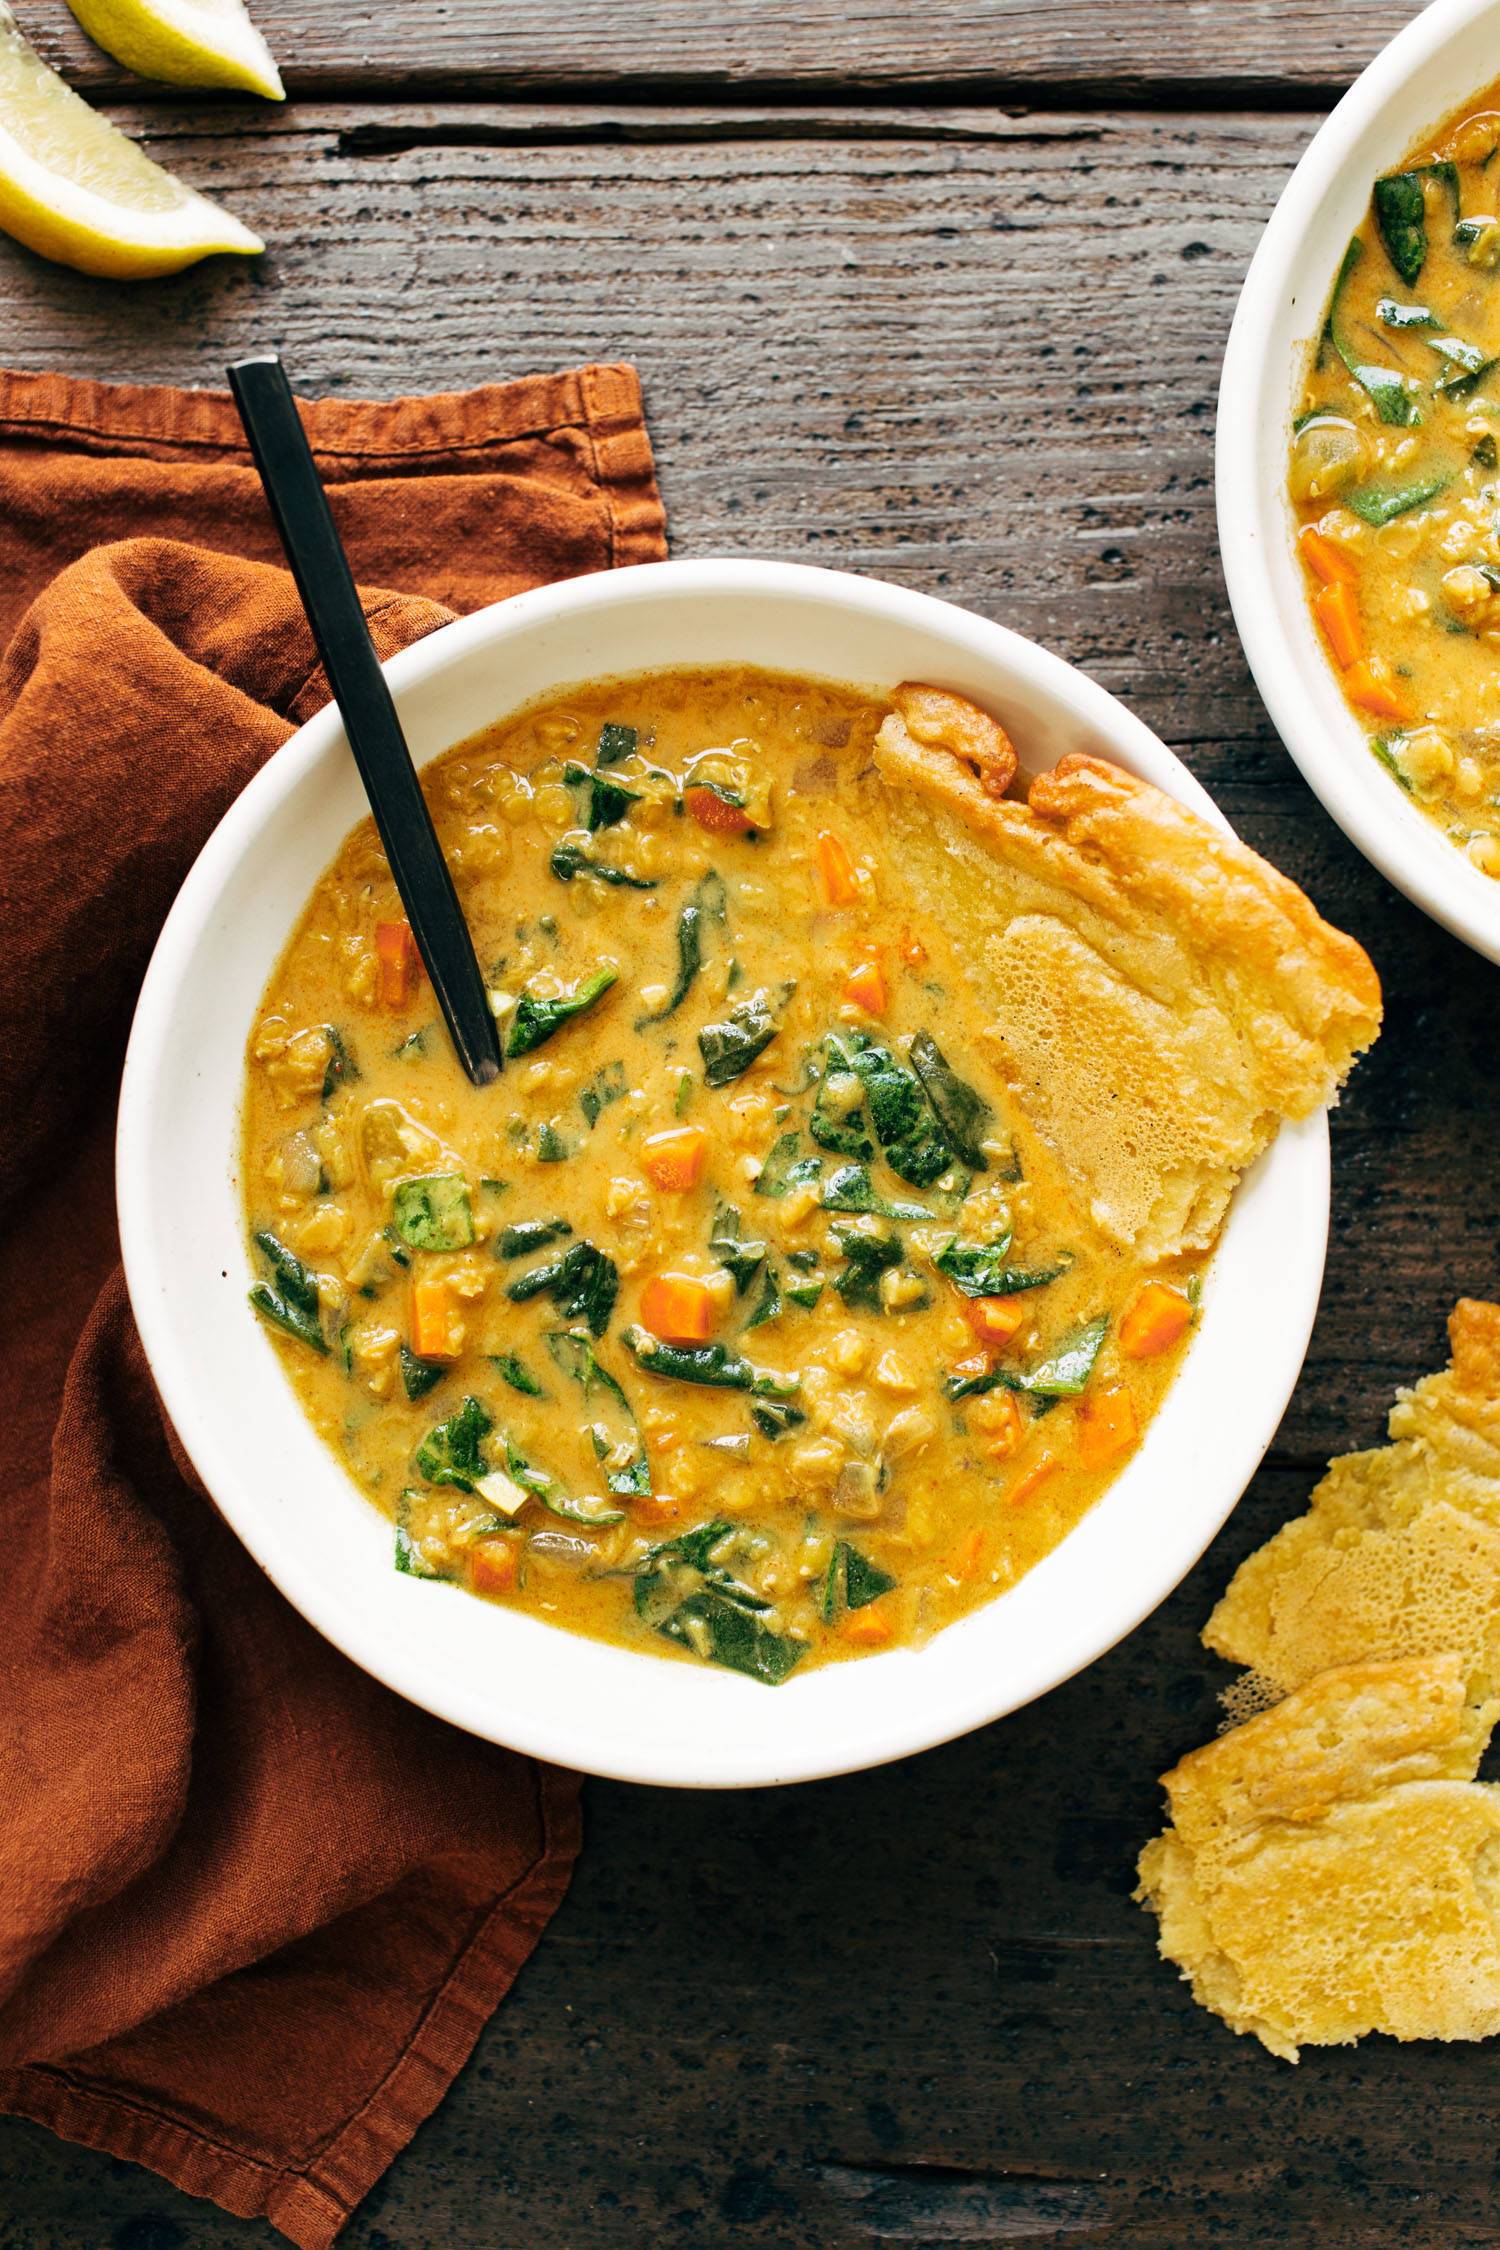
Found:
[228,353,502,1087]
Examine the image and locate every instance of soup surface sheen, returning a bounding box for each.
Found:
[242,667,1202,1684]
[1292,87,1500,873]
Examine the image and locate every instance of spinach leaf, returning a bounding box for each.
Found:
[395,1495,451,1581]
[632,1521,803,1685]
[908,1031,993,1170]
[820,1164,932,1222]
[809,1034,875,1158]
[1346,472,1450,526]
[491,1351,544,1397]
[497,1217,572,1258]
[550,842,656,890]
[750,1396,806,1439]
[391,1173,475,1250]
[755,1131,821,1199]
[745,1264,782,1330]
[414,1396,492,1490]
[399,1343,449,1400]
[502,1431,624,1526]
[320,1024,359,1102]
[831,1225,903,1309]
[636,871,728,1028]
[506,1240,619,1335]
[249,1229,327,1354]
[623,1328,799,1402]
[1371,734,1415,792]
[596,720,638,767]
[698,988,786,1087]
[709,1203,768,1293]
[850,1038,927,1146]
[934,1241,1073,1298]
[1474,433,1498,470]
[564,761,639,831]
[944,1314,1109,1403]
[1324,237,1424,424]
[506,967,618,1057]
[783,1270,825,1310]
[1376,295,1438,329]
[820,1539,897,1622]
[1373,162,1459,286]
[579,1060,627,1129]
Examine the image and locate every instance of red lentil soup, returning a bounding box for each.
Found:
[241,667,1203,1685]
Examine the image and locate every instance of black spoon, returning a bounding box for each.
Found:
[227,353,503,1087]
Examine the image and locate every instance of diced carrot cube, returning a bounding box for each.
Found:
[640,1273,717,1344]
[965,1295,1026,1346]
[410,1271,463,1360]
[1119,1279,1193,1359]
[948,1525,986,1580]
[981,1391,1025,1460]
[1314,580,1364,668]
[1076,1382,1140,1470]
[816,830,858,905]
[641,1125,709,1192]
[1299,526,1358,586]
[632,1492,683,1526]
[1008,1447,1058,1506]
[375,919,419,1008]
[1343,660,1411,722]
[469,1539,519,1598]
[842,1602,895,1647]
[684,785,755,835]
[844,957,888,1014]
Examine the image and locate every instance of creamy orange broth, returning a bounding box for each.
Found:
[241,667,1203,1683]
[1292,88,1500,872]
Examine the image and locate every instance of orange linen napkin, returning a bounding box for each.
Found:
[0,367,666,2246]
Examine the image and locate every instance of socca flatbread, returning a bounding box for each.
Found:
[1206,1300,1500,1695]
[874,693,1382,1259]
[1135,1654,1500,2059]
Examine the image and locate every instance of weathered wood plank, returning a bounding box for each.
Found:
[2,97,1498,2250]
[21,0,1414,100]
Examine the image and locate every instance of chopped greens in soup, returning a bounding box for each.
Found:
[241,667,1203,1682]
[1292,92,1500,874]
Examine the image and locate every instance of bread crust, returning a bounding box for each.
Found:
[873,704,1382,1258]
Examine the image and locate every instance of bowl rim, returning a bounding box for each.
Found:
[1218,0,1500,966]
[117,556,1330,1787]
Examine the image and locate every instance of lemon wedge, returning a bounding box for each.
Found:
[66,0,283,102]
[0,4,262,277]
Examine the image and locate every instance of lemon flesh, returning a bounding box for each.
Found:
[67,0,283,101]
[0,3,262,277]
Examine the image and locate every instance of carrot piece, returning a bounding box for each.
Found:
[965,1295,1026,1347]
[641,1125,709,1192]
[981,1391,1025,1461]
[901,929,928,967]
[1299,525,1358,586]
[632,1491,683,1526]
[684,785,755,835]
[842,1602,895,1647]
[375,919,419,1008]
[1314,580,1364,668]
[1008,1447,1058,1506]
[1119,1279,1193,1359]
[816,830,858,906]
[948,1525,986,1580]
[469,1539,519,1598]
[409,1270,463,1360]
[843,957,888,1014]
[1076,1382,1140,1470]
[1343,660,1411,722]
[640,1273,717,1344]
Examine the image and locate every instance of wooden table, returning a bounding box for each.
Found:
[5,4,1497,2241]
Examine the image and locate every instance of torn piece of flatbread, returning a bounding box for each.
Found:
[874,697,1382,1259]
[1206,1301,1500,1696]
[1135,1653,1500,2059]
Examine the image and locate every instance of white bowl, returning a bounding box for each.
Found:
[117,559,1329,1788]
[1219,0,1500,965]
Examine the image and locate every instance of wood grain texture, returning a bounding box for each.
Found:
[3,74,1499,2250]
[18,0,1414,99]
